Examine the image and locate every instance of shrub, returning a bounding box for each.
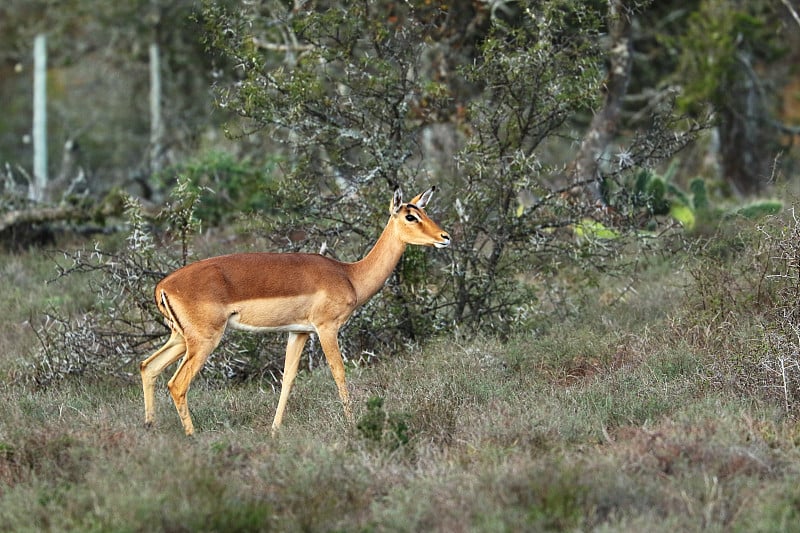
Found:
[154,151,282,225]
[200,0,704,343]
[682,206,800,413]
[756,208,800,413]
[356,396,411,452]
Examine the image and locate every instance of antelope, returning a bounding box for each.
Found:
[139,187,451,435]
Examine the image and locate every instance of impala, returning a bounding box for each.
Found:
[140,187,451,435]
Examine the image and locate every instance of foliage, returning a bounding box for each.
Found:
[618,164,782,232]
[680,207,800,413]
[0,0,795,212]
[356,395,411,452]
[729,201,783,220]
[661,0,789,195]
[20,0,766,393]
[4,225,800,529]
[441,0,605,330]
[32,196,168,386]
[756,208,800,413]
[202,1,435,183]
[668,0,785,114]
[155,151,282,225]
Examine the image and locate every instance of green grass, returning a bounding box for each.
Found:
[2,223,800,532]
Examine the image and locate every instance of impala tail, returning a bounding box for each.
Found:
[156,289,183,334]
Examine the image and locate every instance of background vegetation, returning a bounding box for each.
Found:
[1,0,800,530]
[3,210,800,530]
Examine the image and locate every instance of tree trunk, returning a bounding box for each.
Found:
[718,51,773,196]
[0,205,80,233]
[31,34,48,202]
[570,0,632,204]
[149,42,164,175]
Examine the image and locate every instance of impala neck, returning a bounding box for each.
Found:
[347,220,407,305]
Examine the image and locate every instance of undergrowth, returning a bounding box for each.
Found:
[682,208,800,413]
[2,191,800,530]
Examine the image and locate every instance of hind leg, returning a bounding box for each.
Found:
[166,332,223,436]
[140,331,186,427]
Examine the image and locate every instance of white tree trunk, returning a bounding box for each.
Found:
[149,42,164,174]
[31,34,48,202]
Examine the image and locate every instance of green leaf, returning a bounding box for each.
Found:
[732,201,782,220]
[574,219,620,239]
[670,203,695,230]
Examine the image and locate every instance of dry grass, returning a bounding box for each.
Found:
[2,213,800,531]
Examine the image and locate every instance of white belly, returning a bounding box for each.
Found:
[226,296,317,334]
[227,315,316,334]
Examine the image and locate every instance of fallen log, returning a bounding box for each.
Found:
[0,204,83,233]
[0,191,128,247]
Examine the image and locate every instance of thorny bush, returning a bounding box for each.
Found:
[684,208,800,414]
[203,0,705,341]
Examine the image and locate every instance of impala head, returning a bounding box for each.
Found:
[389,187,451,248]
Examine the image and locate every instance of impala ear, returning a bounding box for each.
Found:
[409,186,435,209]
[391,188,403,214]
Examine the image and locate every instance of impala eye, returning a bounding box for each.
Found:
[405,214,418,222]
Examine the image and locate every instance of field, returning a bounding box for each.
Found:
[2,213,800,532]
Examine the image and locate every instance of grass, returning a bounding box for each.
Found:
[2,216,800,532]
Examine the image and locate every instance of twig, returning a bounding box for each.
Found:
[780,0,800,29]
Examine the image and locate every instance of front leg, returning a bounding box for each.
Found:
[316,325,353,424]
[272,332,310,434]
